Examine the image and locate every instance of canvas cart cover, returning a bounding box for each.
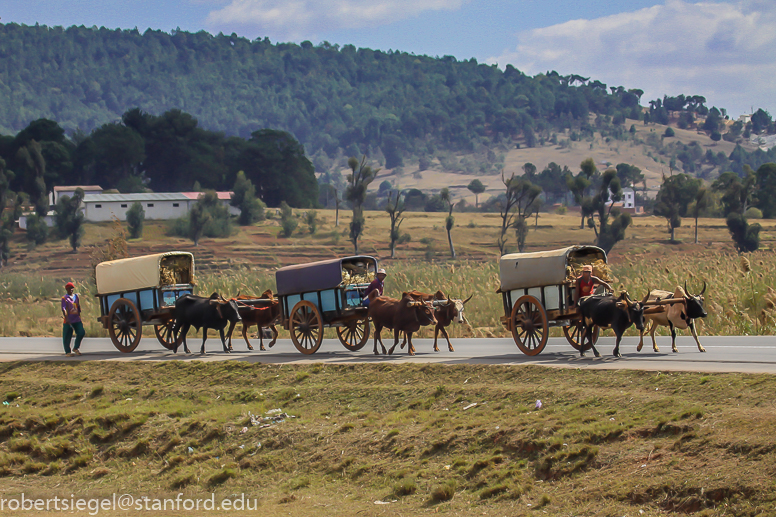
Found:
[275,256,377,296]
[499,246,606,291]
[95,252,195,294]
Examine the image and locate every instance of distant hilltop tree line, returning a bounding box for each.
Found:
[2,23,773,172]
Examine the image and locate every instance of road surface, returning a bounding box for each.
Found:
[1,335,775,373]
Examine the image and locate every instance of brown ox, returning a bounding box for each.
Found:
[367,290,437,356]
[397,290,473,352]
[226,290,281,351]
[638,282,708,353]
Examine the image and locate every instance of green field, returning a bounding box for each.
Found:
[0,362,774,516]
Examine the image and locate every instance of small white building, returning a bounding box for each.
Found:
[81,192,238,222]
[49,185,103,206]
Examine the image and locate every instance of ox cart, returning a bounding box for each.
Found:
[498,246,608,356]
[95,252,195,353]
[275,256,377,355]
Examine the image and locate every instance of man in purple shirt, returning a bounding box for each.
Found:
[61,281,85,356]
[362,268,387,307]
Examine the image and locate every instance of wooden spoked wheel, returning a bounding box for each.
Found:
[563,320,599,351]
[337,319,370,351]
[289,301,324,355]
[108,298,142,353]
[510,295,549,356]
[154,318,182,350]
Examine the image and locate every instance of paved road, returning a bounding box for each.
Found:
[1,335,775,373]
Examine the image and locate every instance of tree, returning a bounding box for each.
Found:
[754,163,776,218]
[279,201,298,237]
[726,213,760,252]
[440,188,456,258]
[664,127,675,138]
[467,179,486,208]
[231,171,266,225]
[345,155,378,254]
[25,214,49,248]
[304,210,318,234]
[654,174,701,242]
[54,188,85,251]
[385,190,409,258]
[586,168,632,252]
[16,140,48,217]
[185,191,232,246]
[126,202,145,239]
[692,187,709,244]
[712,168,755,216]
[567,158,597,229]
[497,171,541,254]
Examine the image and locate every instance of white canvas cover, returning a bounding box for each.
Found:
[95,252,194,294]
[499,246,606,291]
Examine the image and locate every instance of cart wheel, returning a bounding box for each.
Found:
[337,319,371,352]
[154,319,182,351]
[289,301,323,355]
[108,298,142,353]
[563,321,599,351]
[510,295,548,356]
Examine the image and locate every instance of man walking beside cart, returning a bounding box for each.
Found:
[61,281,85,356]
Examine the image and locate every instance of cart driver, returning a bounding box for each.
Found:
[574,265,612,306]
[362,268,387,307]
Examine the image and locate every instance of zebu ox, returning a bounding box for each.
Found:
[638,282,708,353]
[396,290,473,352]
[227,290,281,351]
[578,291,649,358]
[172,293,242,354]
[367,291,437,356]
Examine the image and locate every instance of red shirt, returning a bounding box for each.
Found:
[577,277,596,297]
[363,278,384,298]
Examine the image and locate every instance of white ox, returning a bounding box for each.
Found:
[638,282,708,353]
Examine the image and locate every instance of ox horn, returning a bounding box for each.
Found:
[463,294,473,305]
[700,280,706,296]
[684,281,690,297]
[641,288,650,305]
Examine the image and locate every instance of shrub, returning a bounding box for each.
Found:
[279,202,298,237]
[430,480,456,503]
[744,207,763,219]
[24,214,48,248]
[126,202,145,239]
[664,127,675,137]
[555,205,568,215]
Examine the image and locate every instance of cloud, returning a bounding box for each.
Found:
[489,0,776,117]
[203,0,466,40]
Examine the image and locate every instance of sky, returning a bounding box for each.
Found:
[2,0,774,118]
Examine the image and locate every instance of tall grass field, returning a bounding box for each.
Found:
[1,250,775,339]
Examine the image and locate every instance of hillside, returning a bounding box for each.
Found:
[0,23,748,171]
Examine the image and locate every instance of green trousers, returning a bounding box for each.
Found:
[63,322,85,354]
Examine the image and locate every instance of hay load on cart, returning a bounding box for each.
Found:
[95,252,196,352]
[275,256,377,355]
[498,245,608,356]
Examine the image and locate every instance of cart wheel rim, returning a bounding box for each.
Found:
[563,321,599,351]
[289,301,323,354]
[108,298,142,353]
[337,319,370,351]
[154,319,181,350]
[511,295,548,356]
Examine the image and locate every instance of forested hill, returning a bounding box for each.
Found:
[1,23,656,164]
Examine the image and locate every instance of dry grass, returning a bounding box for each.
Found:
[4,245,776,340]
[0,361,774,516]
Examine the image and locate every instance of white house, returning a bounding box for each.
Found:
[49,185,103,206]
[605,187,642,214]
[80,191,238,222]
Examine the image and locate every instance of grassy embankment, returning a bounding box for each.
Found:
[0,361,774,516]
[2,247,776,340]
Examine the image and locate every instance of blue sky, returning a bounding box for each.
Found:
[2,0,773,117]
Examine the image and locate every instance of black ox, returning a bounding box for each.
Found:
[172,293,242,354]
[578,291,649,358]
